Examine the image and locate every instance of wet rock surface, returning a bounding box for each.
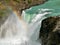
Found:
[39,17,60,45]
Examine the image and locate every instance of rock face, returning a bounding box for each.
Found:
[39,17,60,45]
[5,0,48,13]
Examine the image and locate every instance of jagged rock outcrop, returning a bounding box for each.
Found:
[39,17,60,45]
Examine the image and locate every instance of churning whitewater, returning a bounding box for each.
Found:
[0,8,52,45]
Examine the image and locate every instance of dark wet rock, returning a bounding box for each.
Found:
[39,17,60,45]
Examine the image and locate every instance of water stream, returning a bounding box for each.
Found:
[0,0,60,45]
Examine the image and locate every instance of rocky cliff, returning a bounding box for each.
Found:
[39,17,60,45]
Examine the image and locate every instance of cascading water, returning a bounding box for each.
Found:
[0,0,60,45]
[0,9,51,45]
[0,11,29,45]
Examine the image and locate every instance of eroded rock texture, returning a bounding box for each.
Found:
[39,17,60,45]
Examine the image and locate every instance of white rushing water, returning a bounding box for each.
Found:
[0,11,29,45]
[0,8,52,45]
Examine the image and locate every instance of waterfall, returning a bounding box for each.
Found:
[0,0,60,45]
[0,8,51,45]
[0,7,55,45]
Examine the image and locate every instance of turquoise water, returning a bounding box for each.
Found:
[22,0,60,23]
